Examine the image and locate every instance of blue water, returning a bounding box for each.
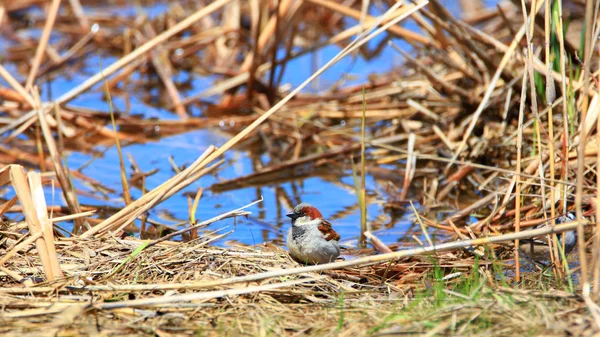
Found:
[0,1,491,247]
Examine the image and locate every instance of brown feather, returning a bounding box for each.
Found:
[303,206,323,220]
[318,219,341,241]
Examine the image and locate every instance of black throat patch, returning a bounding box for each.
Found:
[291,225,308,241]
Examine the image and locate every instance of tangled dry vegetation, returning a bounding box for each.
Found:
[1,0,600,335]
[0,238,597,336]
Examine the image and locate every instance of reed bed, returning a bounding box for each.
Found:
[0,227,596,336]
[0,0,600,335]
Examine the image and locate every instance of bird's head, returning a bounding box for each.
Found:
[286,203,323,224]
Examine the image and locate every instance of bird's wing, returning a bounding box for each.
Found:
[318,219,341,241]
[521,220,568,246]
[520,234,551,246]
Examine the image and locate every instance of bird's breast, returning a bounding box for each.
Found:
[291,224,308,241]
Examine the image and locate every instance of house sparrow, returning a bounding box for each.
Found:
[519,212,577,261]
[286,203,341,264]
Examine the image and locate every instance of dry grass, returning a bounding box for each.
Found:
[1,0,600,335]
[0,229,595,336]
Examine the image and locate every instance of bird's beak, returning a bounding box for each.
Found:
[286,212,295,219]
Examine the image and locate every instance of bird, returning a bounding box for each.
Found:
[518,212,577,261]
[286,203,341,265]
